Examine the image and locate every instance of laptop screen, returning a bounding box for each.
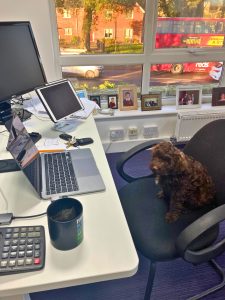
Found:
[7,113,39,169]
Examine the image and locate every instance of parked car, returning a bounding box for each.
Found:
[209,62,223,81]
[62,66,103,79]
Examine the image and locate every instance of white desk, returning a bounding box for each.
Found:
[0,114,138,300]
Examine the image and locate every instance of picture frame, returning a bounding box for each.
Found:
[75,89,88,99]
[89,95,101,107]
[212,87,225,106]
[141,93,162,111]
[107,95,118,109]
[176,86,202,109]
[118,85,138,111]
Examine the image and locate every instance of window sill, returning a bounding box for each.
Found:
[93,103,225,120]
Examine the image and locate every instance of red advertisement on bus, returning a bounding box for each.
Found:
[153,17,225,76]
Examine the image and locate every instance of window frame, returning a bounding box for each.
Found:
[49,0,225,95]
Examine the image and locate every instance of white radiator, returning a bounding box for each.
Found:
[174,110,225,142]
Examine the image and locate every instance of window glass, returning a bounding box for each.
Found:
[150,61,221,96]
[157,1,225,48]
[62,65,142,92]
[55,1,145,54]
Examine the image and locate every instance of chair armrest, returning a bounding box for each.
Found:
[116,139,165,183]
[176,204,225,264]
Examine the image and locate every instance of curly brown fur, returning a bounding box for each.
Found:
[150,141,216,223]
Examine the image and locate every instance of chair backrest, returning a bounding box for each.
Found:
[183,119,225,206]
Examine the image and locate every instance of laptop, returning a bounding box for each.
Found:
[7,113,106,200]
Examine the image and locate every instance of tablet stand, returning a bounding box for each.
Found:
[54,119,81,132]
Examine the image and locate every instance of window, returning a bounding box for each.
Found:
[104,29,113,39]
[64,28,72,36]
[105,10,113,20]
[63,9,71,18]
[125,9,134,19]
[53,0,225,98]
[124,28,133,39]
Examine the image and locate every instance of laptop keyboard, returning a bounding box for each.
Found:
[44,152,79,195]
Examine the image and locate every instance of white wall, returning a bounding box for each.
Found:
[0,0,60,82]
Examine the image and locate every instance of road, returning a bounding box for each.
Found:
[65,65,217,88]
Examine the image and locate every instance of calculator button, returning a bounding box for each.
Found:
[18,251,25,257]
[19,239,26,245]
[10,252,17,258]
[0,261,7,267]
[12,233,19,238]
[13,228,19,233]
[26,251,33,257]
[25,258,33,265]
[21,227,27,232]
[2,253,9,259]
[3,247,10,252]
[35,227,41,231]
[34,258,41,265]
[9,260,16,267]
[5,234,12,239]
[34,251,40,258]
[12,240,18,245]
[6,228,12,233]
[34,244,40,250]
[4,241,10,246]
[17,259,24,266]
[27,239,33,244]
[20,233,27,238]
[11,246,18,251]
[27,245,33,250]
[19,245,26,251]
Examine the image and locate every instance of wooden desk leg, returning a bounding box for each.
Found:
[0,294,30,300]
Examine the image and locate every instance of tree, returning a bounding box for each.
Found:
[55,0,138,51]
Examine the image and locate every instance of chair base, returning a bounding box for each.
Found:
[187,259,225,300]
[143,259,225,300]
[144,261,156,300]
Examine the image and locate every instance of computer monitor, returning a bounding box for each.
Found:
[0,21,47,123]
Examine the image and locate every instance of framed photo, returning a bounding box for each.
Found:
[75,89,88,99]
[108,95,118,109]
[89,95,101,107]
[141,93,162,111]
[118,85,138,111]
[176,86,202,109]
[212,87,225,106]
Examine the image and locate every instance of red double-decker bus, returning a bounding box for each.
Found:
[152,17,225,75]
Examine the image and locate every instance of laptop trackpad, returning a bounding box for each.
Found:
[74,157,99,177]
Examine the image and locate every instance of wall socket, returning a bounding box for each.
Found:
[128,126,138,139]
[143,125,159,138]
[110,128,125,141]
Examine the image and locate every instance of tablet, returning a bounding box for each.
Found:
[35,80,84,123]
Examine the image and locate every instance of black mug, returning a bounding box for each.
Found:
[47,198,83,251]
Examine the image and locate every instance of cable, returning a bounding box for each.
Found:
[12,212,47,220]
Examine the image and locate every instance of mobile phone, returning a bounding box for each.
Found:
[59,133,72,141]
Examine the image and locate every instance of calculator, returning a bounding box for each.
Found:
[0,225,45,275]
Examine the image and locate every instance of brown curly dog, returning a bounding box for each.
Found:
[150,141,216,223]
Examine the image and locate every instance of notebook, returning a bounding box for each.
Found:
[7,113,106,199]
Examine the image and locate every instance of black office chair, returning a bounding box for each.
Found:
[116,119,225,300]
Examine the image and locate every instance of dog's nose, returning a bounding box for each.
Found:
[150,165,158,172]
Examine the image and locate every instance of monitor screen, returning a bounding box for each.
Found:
[0,21,47,103]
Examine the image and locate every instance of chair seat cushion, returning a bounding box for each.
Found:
[119,178,219,261]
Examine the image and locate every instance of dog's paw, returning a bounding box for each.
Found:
[165,212,179,223]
